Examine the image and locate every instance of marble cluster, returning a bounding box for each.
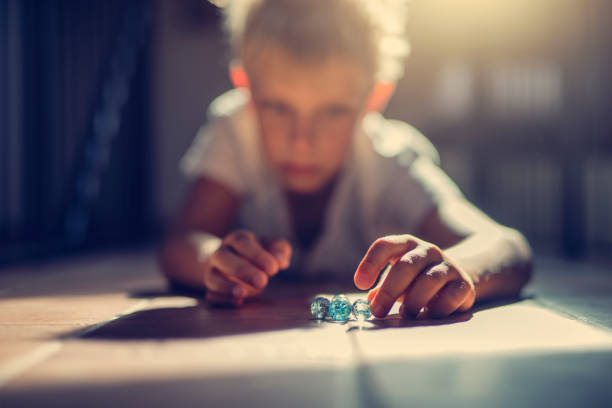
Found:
[310,294,371,322]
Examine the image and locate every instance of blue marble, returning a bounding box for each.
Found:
[329,294,352,322]
[310,296,331,320]
[352,299,371,320]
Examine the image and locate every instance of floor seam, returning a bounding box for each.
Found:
[347,325,388,408]
[530,297,612,333]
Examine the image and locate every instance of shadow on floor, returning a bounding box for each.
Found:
[68,281,530,341]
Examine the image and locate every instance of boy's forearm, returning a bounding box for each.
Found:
[445,227,533,302]
[159,232,222,290]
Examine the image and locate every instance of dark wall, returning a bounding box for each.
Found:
[0,0,153,262]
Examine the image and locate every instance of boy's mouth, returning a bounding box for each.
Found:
[281,163,320,176]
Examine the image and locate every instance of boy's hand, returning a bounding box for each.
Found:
[354,235,475,319]
[204,230,291,306]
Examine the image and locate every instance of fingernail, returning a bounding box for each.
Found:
[252,274,267,289]
[233,286,246,298]
[272,250,286,266]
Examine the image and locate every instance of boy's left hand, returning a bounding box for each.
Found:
[354,235,475,319]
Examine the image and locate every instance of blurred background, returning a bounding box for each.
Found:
[1,0,611,266]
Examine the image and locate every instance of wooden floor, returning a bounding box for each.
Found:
[1,251,611,407]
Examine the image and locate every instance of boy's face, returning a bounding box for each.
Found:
[247,46,372,193]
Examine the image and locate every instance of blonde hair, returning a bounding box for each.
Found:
[215,0,410,83]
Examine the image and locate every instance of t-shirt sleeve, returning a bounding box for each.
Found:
[179,118,246,196]
[382,150,463,235]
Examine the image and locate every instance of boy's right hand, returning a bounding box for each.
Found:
[203,230,291,307]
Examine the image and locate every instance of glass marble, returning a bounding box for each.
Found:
[329,294,352,322]
[310,296,331,320]
[352,299,371,320]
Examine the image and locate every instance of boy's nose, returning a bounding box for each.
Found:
[290,118,314,155]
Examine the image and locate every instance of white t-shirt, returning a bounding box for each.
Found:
[181,89,462,279]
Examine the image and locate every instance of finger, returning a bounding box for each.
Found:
[367,287,405,304]
[205,290,244,307]
[365,263,393,302]
[354,235,419,290]
[457,285,476,312]
[224,230,278,276]
[211,246,269,289]
[400,262,456,319]
[262,237,292,270]
[203,267,254,298]
[426,280,474,319]
[371,244,443,318]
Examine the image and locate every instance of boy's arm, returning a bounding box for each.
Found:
[355,195,532,319]
[159,177,238,290]
[418,197,533,303]
[159,177,291,306]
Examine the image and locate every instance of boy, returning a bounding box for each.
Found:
[159,0,532,319]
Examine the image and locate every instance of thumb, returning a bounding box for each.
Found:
[262,237,292,270]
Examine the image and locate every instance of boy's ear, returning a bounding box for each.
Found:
[365,82,396,112]
[229,62,250,89]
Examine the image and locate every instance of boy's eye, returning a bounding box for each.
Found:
[324,105,352,118]
[263,102,290,115]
